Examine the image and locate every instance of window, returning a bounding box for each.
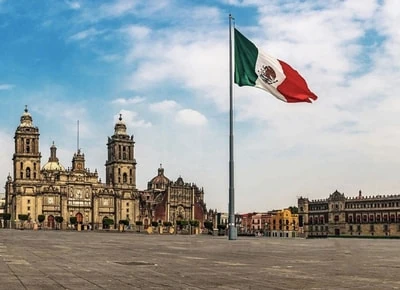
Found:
[370,224,374,232]
[363,215,367,223]
[357,225,361,232]
[27,206,30,211]
[349,225,353,231]
[33,163,36,170]
[20,172,23,179]
[123,173,127,183]
[334,215,339,222]
[384,224,389,232]
[20,162,23,169]
[126,203,129,206]
[26,168,31,178]
[126,208,129,213]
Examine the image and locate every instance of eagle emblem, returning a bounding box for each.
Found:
[258,65,278,85]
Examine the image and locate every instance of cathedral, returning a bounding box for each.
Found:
[4,107,207,230]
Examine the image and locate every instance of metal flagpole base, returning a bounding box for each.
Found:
[228,224,237,240]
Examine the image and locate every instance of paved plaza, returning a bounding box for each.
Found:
[0,230,399,289]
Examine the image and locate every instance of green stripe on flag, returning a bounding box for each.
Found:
[234,28,258,87]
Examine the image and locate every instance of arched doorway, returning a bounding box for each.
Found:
[76,212,83,224]
[47,215,55,229]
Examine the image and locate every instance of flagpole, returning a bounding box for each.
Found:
[228,14,237,240]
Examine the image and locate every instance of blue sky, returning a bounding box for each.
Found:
[1,0,399,212]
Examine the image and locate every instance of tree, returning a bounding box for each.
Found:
[135,220,143,232]
[18,214,29,229]
[70,217,77,226]
[204,221,213,231]
[55,216,64,230]
[38,214,45,224]
[217,224,227,236]
[18,214,29,221]
[163,221,172,227]
[288,206,298,214]
[119,220,129,226]
[2,213,11,228]
[189,220,199,227]
[151,221,159,227]
[103,218,114,229]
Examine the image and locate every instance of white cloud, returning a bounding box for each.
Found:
[112,97,145,105]
[116,109,151,128]
[65,0,80,10]
[149,100,179,112]
[99,54,121,62]
[122,25,151,40]
[99,0,137,18]
[0,130,13,184]
[69,28,106,41]
[0,84,14,90]
[175,109,207,126]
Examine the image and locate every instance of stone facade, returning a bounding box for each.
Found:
[237,209,298,237]
[4,107,207,230]
[265,209,298,238]
[139,166,207,228]
[298,190,400,237]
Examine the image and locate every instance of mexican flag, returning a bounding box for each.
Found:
[234,28,318,103]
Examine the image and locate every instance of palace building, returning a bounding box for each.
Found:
[298,190,400,238]
[4,107,207,229]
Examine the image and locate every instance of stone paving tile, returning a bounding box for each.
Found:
[1,230,400,289]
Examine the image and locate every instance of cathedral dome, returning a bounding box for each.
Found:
[19,106,34,128]
[42,161,65,171]
[148,165,170,190]
[41,143,65,172]
[114,114,127,136]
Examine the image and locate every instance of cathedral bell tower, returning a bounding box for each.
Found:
[105,114,136,188]
[12,106,41,181]
[72,149,85,172]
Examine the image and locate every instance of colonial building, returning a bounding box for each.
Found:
[237,209,298,237]
[4,107,207,230]
[298,190,400,237]
[265,208,298,238]
[139,165,207,229]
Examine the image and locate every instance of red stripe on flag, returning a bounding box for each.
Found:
[277,60,318,103]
